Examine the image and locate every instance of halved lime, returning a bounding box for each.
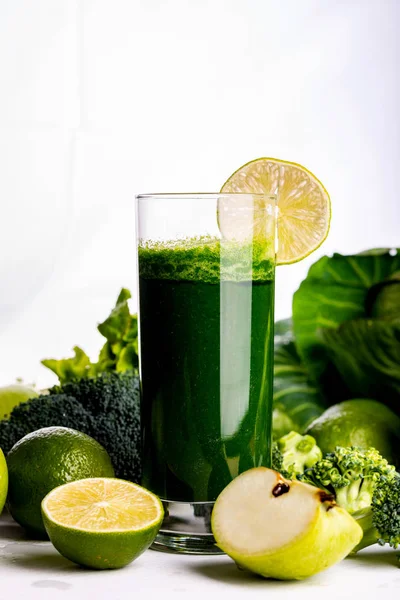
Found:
[220,158,331,265]
[42,478,163,569]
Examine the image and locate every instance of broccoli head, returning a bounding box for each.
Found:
[300,446,400,551]
[300,446,396,514]
[373,473,400,548]
[0,394,93,454]
[354,472,400,551]
[0,372,141,484]
[49,372,141,483]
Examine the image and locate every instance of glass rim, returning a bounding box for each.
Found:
[136,192,277,202]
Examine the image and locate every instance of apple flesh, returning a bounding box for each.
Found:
[211,467,363,580]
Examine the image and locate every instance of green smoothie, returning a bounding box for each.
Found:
[138,237,275,502]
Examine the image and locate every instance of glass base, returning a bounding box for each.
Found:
[151,500,224,555]
[152,532,223,555]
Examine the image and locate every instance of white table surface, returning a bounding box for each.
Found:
[0,514,399,600]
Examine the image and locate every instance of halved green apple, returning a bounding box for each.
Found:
[211,467,363,580]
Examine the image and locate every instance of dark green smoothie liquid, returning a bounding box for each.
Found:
[139,238,275,502]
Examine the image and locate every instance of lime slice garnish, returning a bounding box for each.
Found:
[42,478,163,569]
[220,157,331,265]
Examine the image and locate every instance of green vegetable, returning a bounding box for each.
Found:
[277,431,322,478]
[271,431,322,479]
[0,395,92,451]
[299,446,400,550]
[292,249,400,400]
[367,473,400,550]
[322,320,400,415]
[96,288,139,374]
[42,289,138,384]
[273,319,327,437]
[368,271,400,320]
[0,372,141,483]
[41,347,94,384]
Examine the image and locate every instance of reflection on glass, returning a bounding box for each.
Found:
[138,195,276,504]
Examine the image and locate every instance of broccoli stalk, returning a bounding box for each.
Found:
[300,446,400,551]
[335,476,378,514]
[277,431,322,478]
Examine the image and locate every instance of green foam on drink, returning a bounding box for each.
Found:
[138,236,274,283]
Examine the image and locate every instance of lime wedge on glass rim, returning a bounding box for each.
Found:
[220,157,331,265]
[41,478,163,569]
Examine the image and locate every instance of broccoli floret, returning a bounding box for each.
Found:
[372,473,400,548]
[353,473,400,551]
[0,394,93,454]
[270,432,322,479]
[0,372,141,484]
[300,446,399,550]
[50,372,141,483]
[55,373,141,482]
[277,431,322,478]
[300,446,396,513]
[51,372,137,417]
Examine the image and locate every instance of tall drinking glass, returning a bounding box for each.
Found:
[136,193,276,554]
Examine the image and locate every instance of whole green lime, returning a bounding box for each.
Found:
[7,426,115,536]
[0,448,8,513]
[0,385,38,420]
[306,399,400,468]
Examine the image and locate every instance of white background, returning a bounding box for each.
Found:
[0,0,399,388]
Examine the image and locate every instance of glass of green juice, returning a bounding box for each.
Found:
[136,193,276,554]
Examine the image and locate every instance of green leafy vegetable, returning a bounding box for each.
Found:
[293,249,400,385]
[42,346,94,383]
[273,319,327,437]
[96,288,139,375]
[367,271,400,320]
[321,320,400,413]
[42,289,139,384]
[292,249,400,410]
